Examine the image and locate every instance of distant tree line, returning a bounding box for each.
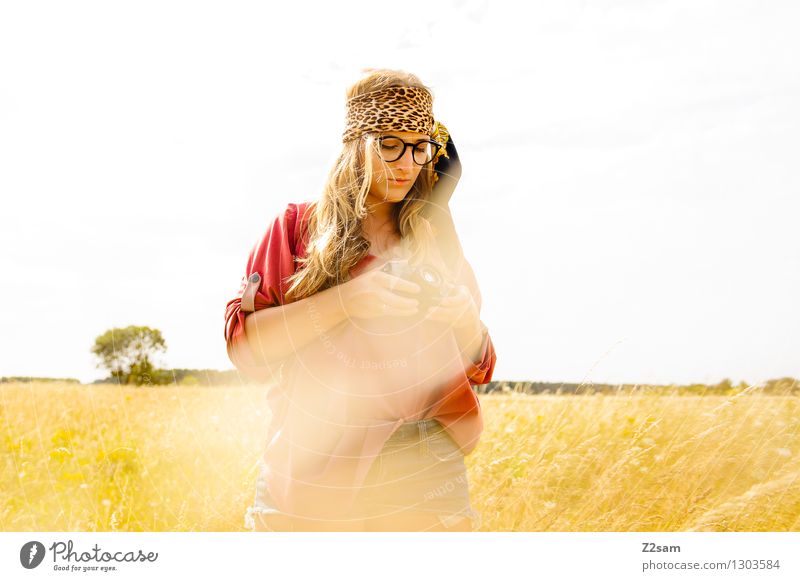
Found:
[4,374,796,393]
[475,377,799,396]
[0,376,81,384]
[89,368,263,386]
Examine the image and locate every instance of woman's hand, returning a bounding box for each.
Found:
[431,131,462,205]
[339,268,421,320]
[424,284,485,363]
[422,284,479,331]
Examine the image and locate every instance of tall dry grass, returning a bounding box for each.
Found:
[1,381,798,531]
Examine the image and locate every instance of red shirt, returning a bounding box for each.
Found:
[224,201,497,519]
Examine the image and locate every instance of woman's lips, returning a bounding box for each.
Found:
[389,178,410,185]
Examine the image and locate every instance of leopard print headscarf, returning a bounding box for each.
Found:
[342,86,435,142]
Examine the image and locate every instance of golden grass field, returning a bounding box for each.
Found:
[1,381,798,532]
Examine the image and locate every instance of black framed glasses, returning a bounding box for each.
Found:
[371,135,443,166]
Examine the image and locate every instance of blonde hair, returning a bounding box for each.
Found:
[284,68,446,303]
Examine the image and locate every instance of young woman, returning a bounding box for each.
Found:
[224,68,497,532]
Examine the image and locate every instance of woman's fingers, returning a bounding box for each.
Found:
[343,269,425,319]
[378,271,421,296]
[435,284,469,307]
[377,289,419,311]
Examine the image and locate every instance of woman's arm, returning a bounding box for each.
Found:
[236,266,422,367]
[447,255,496,379]
[238,282,349,366]
[427,132,464,267]
[454,317,486,364]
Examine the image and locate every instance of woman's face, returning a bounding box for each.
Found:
[365,130,429,206]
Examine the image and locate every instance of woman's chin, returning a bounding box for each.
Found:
[389,188,413,200]
[377,193,407,204]
[370,187,411,203]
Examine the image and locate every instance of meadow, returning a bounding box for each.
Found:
[1,381,798,531]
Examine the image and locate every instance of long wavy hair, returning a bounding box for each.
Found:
[284,68,446,304]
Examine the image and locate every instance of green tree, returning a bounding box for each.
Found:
[91,325,168,386]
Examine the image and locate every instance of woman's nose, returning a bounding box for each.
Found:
[394,146,416,170]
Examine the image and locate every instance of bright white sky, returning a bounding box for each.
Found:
[1,0,797,386]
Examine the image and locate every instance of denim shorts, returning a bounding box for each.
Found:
[245,418,481,531]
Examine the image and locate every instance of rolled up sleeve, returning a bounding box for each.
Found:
[464,324,497,385]
[224,203,300,379]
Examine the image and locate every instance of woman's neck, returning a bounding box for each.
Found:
[364,197,398,231]
[363,209,400,256]
[365,198,395,223]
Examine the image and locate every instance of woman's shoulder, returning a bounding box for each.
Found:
[278,200,316,258]
[281,200,316,228]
